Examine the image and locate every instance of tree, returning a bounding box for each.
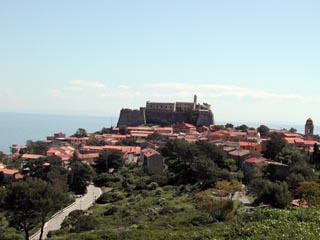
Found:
[275,146,306,165]
[26,140,48,155]
[119,126,129,135]
[146,132,163,142]
[312,143,320,169]
[68,161,93,194]
[5,178,68,240]
[235,124,248,132]
[73,128,87,138]
[224,158,238,172]
[119,137,137,146]
[31,180,68,240]
[263,133,287,160]
[296,181,320,207]
[252,179,291,208]
[216,180,242,199]
[95,149,124,173]
[289,127,297,133]
[87,135,104,146]
[195,140,226,168]
[257,125,269,138]
[225,123,234,129]
[161,139,226,186]
[190,156,218,185]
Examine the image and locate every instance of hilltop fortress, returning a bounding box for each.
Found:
[117,95,214,127]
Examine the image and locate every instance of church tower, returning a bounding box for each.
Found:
[305,118,314,140]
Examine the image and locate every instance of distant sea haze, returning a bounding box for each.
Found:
[0,113,117,154]
[0,112,318,154]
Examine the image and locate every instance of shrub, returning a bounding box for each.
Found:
[148,174,168,186]
[71,215,99,233]
[147,182,158,190]
[103,206,118,216]
[93,173,121,187]
[96,192,123,204]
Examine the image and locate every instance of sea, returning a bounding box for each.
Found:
[0,112,319,154]
[0,112,117,154]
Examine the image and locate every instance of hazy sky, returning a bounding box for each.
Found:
[1,0,320,124]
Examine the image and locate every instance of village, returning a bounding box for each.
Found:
[1,117,318,188]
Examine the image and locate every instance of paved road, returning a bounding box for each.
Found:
[31,185,102,240]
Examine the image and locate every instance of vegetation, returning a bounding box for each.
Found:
[2,123,320,240]
[68,161,93,194]
[73,128,88,138]
[257,124,269,137]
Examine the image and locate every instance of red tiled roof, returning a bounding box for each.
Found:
[245,157,258,163]
[21,154,44,159]
[230,132,247,137]
[173,123,195,129]
[142,148,160,158]
[285,138,295,144]
[304,140,317,145]
[78,153,99,160]
[282,133,303,138]
[0,168,19,175]
[238,142,259,147]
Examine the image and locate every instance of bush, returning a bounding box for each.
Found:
[69,209,85,218]
[96,192,123,204]
[147,182,158,190]
[71,215,99,233]
[190,213,213,226]
[135,180,148,190]
[148,174,168,187]
[93,173,121,187]
[103,206,118,216]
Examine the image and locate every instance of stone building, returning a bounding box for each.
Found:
[141,148,164,174]
[305,118,314,140]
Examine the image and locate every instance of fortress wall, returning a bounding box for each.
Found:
[145,109,193,126]
[117,108,214,127]
[196,111,214,126]
[117,109,145,127]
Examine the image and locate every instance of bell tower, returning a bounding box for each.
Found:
[305,118,314,140]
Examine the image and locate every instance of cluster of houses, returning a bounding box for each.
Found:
[0,118,318,183]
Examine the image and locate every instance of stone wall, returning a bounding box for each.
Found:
[117,108,214,127]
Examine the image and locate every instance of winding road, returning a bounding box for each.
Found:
[30,184,102,240]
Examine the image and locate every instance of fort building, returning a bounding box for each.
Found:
[117,95,214,127]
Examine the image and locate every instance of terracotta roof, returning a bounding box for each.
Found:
[81,145,141,154]
[230,132,247,137]
[285,138,295,144]
[77,153,99,160]
[0,168,19,175]
[21,154,44,159]
[282,133,303,138]
[304,140,317,145]
[131,133,150,137]
[229,149,250,157]
[245,157,258,163]
[173,123,196,129]
[238,142,259,147]
[142,148,160,158]
[294,138,304,143]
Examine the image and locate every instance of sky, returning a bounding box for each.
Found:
[1,0,320,124]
